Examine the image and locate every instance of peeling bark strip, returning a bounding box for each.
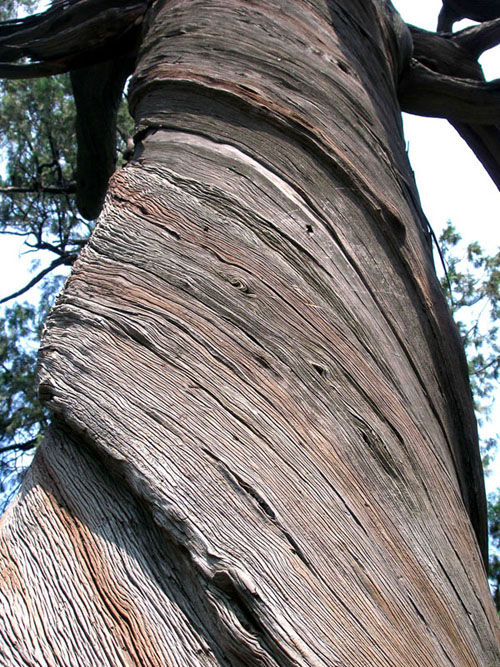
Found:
[1,1,500,665]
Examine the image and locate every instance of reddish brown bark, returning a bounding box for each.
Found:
[1,1,499,664]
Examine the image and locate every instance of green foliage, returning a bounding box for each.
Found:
[0,272,66,509]
[0,74,89,275]
[0,19,82,505]
[0,290,56,511]
[0,2,133,300]
[0,1,134,509]
[488,491,500,611]
[0,0,87,297]
[439,222,500,613]
[0,72,133,267]
[439,223,500,436]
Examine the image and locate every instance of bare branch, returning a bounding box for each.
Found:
[454,18,500,58]
[0,255,74,305]
[25,240,70,256]
[0,61,68,79]
[399,59,500,124]
[451,122,500,190]
[0,184,76,194]
[0,439,38,455]
[0,229,30,237]
[470,356,500,375]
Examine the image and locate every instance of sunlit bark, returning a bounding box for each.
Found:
[1,1,499,664]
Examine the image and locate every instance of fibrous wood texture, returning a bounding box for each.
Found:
[1,1,499,664]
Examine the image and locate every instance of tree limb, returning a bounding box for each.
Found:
[0,1,150,78]
[404,26,500,191]
[0,439,38,455]
[25,240,72,256]
[399,60,500,123]
[0,6,144,62]
[0,255,74,305]
[0,184,76,194]
[437,0,500,33]
[409,26,483,79]
[0,61,70,78]
[453,17,500,58]
[437,5,458,34]
[451,122,500,190]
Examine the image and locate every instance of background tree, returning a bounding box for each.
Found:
[0,3,78,507]
[439,223,500,432]
[0,71,82,507]
[489,489,500,609]
[0,1,133,506]
[0,283,57,506]
[1,1,500,664]
[0,74,80,284]
[439,223,500,607]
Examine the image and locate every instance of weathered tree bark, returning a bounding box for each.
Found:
[1,1,500,664]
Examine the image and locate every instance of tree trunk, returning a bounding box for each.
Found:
[1,1,499,664]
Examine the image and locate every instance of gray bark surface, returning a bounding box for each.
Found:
[1,1,499,664]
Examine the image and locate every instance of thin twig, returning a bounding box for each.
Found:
[0,184,76,194]
[0,254,74,304]
[0,439,38,455]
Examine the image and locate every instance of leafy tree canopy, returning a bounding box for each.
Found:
[439,223,500,612]
[488,489,500,610]
[439,223,500,463]
[0,279,60,507]
[0,0,37,23]
[0,73,83,299]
